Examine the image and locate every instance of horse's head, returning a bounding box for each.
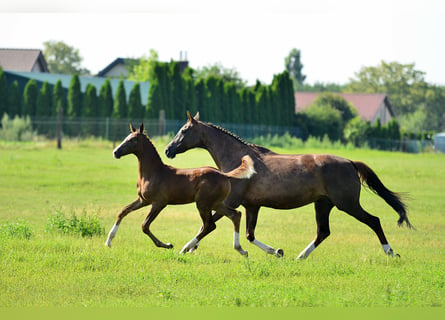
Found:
[113,123,145,159]
[165,111,203,159]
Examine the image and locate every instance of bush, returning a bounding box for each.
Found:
[0,113,35,141]
[0,220,33,239]
[45,210,104,237]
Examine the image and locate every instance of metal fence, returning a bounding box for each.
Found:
[26,116,435,153]
[30,116,303,142]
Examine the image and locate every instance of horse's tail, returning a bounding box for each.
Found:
[352,161,413,229]
[225,155,256,179]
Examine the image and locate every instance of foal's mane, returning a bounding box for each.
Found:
[205,122,274,155]
[139,130,163,162]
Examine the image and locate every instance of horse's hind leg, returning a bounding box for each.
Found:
[339,200,398,256]
[105,198,147,247]
[297,197,334,259]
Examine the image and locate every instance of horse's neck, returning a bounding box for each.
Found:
[137,138,165,179]
[203,126,252,171]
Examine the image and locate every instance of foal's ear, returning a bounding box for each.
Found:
[139,123,144,133]
[130,123,136,133]
[194,112,200,121]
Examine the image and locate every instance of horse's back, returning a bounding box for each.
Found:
[242,153,360,208]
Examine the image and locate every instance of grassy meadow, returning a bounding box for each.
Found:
[0,138,444,308]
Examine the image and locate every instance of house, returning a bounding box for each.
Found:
[0,48,49,73]
[97,56,189,78]
[294,92,396,125]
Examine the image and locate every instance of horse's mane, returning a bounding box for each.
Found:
[205,122,275,155]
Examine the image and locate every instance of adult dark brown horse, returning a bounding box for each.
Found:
[105,123,256,255]
[165,112,412,259]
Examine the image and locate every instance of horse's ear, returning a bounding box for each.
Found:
[139,123,144,133]
[194,112,200,121]
[186,111,192,122]
[130,123,136,133]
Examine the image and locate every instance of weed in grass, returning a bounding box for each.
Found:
[45,209,104,237]
[0,219,32,239]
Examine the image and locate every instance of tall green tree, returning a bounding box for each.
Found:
[22,79,38,116]
[99,79,113,117]
[8,81,21,116]
[36,81,52,116]
[127,49,159,82]
[128,83,144,120]
[0,68,8,117]
[67,74,82,118]
[170,62,187,119]
[52,79,66,116]
[43,40,90,75]
[346,61,427,116]
[195,63,246,89]
[285,48,306,88]
[113,80,127,119]
[82,84,98,117]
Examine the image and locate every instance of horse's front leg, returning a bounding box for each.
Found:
[245,205,283,257]
[141,203,173,249]
[105,198,147,247]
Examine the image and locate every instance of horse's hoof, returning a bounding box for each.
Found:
[275,248,284,257]
[395,253,400,258]
[166,243,174,249]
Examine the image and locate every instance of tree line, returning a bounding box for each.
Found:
[0,64,295,129]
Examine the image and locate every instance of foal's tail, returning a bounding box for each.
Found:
[352,161,413,229]
[225,155,256,179]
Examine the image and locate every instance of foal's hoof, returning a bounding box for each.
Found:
[275,248,284,258]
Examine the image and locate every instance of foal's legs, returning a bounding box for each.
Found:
[245,205,283,257]
[141,203,173,249]
[216,204,247,256]
[180,204,216,254]
[105,198,147,247]
[297,197,334,259]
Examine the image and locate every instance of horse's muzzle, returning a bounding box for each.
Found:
[165,145,176,159]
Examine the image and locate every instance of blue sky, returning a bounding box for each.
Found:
[1,0,444,86]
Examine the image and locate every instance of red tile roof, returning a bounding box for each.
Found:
[294,92,393,122]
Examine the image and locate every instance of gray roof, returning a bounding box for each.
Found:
[5,71,149,105]
[0,48,49,72]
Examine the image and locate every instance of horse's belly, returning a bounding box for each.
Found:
[245,179,322,209]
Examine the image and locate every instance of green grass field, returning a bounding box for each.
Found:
[0,138,444,307]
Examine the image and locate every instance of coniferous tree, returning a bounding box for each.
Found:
[170,62,186,119]
[67,74,82,118]
[128,83,144,120]
[22,79,38,116]
[8,81,21,117]
[182,68,197,116]
[113,80,127,118]
[82,84,97,117]
[36,81,52,116]
[0,68,8,117]
[99,78,113,117]
[52,79,66,116]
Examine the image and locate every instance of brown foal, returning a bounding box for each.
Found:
[105,123,255,255]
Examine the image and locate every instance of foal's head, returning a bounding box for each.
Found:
[165,112,202,159]
[113,123,145,159]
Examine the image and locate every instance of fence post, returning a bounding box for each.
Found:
[105,117,110,141]
[159,110,165,136]
[57,107,63,149]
